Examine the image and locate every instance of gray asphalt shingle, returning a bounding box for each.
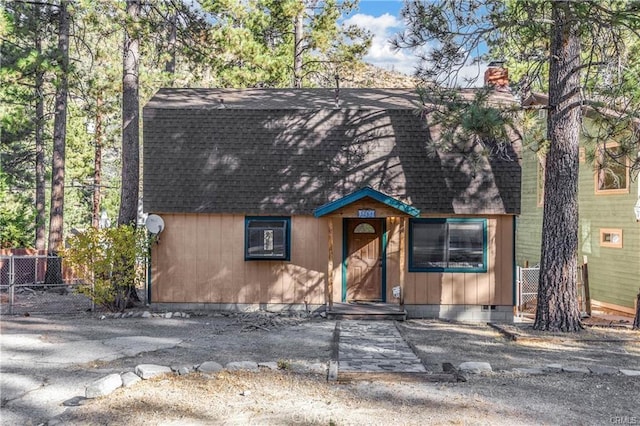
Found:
[143,88,521,215]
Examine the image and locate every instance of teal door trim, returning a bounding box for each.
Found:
[341,218,387,303]
[341,218,347,302]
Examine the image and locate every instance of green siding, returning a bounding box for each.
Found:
[516,147,543,266]
[517,125,640,310]
[578,160,640,309]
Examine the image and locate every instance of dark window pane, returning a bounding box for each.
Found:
[597,145,628,191]
[246,219,287,259]
[448,222,484,268]
[354,223,375,234]
[410,219,486,271]
[412,222,446,268]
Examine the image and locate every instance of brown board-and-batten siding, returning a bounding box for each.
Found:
[151,214,342,307]
[386,216,514,307]
[151,213,514,312]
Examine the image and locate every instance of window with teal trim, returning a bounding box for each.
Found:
[245,217,290,260]
[409,219,487,272]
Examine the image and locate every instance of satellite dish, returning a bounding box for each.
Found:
[145,214,165,234]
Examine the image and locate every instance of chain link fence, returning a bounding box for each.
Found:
[516,264,588,318]
[517,266,540,316]
[0,255,93,315]
[1,253,149,315]
[0,254,93,315]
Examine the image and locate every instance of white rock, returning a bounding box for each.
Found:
[197,361,224,373]
[620,369,640,377]
[121,371,142,387]
[164,312,173,319]
[226,361,259,372]
[135,364,172,379]
[458,362,492,374]
[588,365,619,375]
[328,361,338,381]
[141,311,152,318]
[85,373,122,398]
[291,361,327,374]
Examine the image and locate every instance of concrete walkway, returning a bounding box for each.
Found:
[337,321,426,374]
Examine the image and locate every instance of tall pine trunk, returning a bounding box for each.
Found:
[45,0,69,284]
[118,0,140,226]
[91,98,103,228]
[117,0,142,306]
[34,9,46,252]
[165,12,176,83]
[534,2,583,331]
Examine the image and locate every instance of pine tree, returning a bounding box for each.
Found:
[394,0,640,331]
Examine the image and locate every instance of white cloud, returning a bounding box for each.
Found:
[343,12,488,86]
[343,13,418,75]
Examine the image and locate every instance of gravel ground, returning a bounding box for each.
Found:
[2,311,639,425]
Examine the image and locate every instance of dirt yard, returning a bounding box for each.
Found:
[4,311,640,425]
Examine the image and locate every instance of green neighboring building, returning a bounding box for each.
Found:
[517,94,640,315]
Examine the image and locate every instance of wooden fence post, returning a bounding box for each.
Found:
[633,288,640,330]
[582,256,591,317]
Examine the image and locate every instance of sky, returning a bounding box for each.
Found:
[344,0,488,84]
[343,1,416,74]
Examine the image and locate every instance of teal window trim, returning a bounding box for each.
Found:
[244,216,291,261]
[408,218,487,273]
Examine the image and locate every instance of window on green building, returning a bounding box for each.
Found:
[595,144,629,194]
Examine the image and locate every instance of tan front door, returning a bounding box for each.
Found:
[346,219,383,301]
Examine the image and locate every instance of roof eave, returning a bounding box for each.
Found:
[313,187,420,218]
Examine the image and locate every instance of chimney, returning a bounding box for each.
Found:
[484,61,509,92]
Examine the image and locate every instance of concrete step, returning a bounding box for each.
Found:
[327,303,407,321]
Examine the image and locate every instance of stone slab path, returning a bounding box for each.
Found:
[337,321,426,373]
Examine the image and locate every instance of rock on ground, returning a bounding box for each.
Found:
[458,362,492,374]
[85,374,122,398]
[135,364,172,380]
[197,361,224,373]
[121,372,142,388]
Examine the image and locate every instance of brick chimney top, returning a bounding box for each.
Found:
[484,62,509,92]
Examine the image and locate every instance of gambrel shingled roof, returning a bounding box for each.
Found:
[143,88,521,215]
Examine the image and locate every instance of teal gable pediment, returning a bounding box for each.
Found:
[313,187,420,218]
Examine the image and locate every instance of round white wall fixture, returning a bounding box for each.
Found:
[145,214,165,234]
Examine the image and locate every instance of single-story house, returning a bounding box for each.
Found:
[143,88,521,321]
[517,93,640,316]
